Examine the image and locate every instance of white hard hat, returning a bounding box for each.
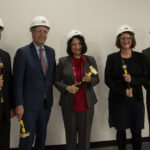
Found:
[0,18,4,30]
[30,16,50,30]
[67,29,83,41]
[116,24,134,37]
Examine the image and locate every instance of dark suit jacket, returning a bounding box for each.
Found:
[0,49,12,148]
[54,55,99,109]
[13,43,55,112]
[142,48,150,68]
[142,48,150,87]
[0,49,12,120]
[105,50,148,102]
[142,48,150,102]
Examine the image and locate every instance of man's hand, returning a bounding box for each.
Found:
[15,105,24,120]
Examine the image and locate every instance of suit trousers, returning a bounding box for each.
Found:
[146,91,150,136]
[61,107,94,150]
[0,120,10,150]
[19,100,51,150]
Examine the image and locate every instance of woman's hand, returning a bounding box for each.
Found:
[123,74,131,83]
[66,83,79,94]
[82,73,91,83]
[126,88,133,97]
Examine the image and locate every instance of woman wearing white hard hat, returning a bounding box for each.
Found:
[105,25,149,150]
[0,18,13,149]
[54,30,99,150]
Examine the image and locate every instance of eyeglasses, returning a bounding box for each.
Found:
[119,37,132,41]
[34,29,49,34]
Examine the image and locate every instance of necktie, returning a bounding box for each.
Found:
[39,48,47,76]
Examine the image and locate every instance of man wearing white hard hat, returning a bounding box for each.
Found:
[105,25,148,150]
[142,34,150,138]
[13,16,56,150]
[0,18,13,150]
[54,29,99,150]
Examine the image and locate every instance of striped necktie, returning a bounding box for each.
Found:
[39,48,47,76]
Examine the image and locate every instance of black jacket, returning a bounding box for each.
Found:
[105,50,148,102]
[0,49,12,121]
[142,48,150,91]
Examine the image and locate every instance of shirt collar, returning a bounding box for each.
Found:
[33,42,45,51]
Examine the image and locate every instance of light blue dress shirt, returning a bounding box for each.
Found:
[33,42,48,68]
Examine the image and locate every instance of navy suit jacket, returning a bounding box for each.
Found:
[13,43,55,112]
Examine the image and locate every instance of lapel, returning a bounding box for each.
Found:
[30,43,44,76]
[0,50,5,64]
[83,55,91,74]
[143,48,150,66]
[114,51,124,75]
[129,51,136,72]
[118,50,135,74]
[67,56,74,81]
[0,50,6,75]
[45,46,52,79]
[117,51,123,68]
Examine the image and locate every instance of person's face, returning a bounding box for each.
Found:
[31,26,49,47]
[71,38,82,57]
[119,33,132,49]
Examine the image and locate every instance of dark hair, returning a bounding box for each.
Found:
[67,35,87,56]
[116,31,136,49]
[0,27,2,31]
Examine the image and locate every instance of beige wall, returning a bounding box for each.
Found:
[0,0,150,148]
